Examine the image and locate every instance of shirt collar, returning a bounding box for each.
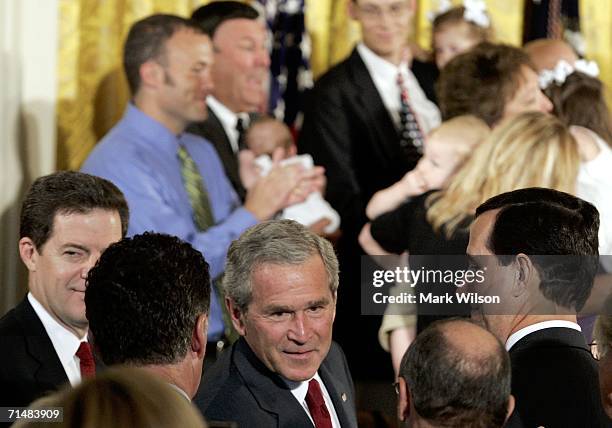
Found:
[207,96,240,129]
[167,382,191,402]
[123,103,181,155]
[283,372,324,404]
[505,320,582,351]
[28,292,87,367]
[357,42,409,84]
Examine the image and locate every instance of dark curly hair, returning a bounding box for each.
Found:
[85,233,211,366]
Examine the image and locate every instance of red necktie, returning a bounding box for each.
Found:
[76,342,96,379]
[305,379,333,428]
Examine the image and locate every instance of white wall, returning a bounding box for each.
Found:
[0,0,58,312]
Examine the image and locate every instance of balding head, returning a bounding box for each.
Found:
[398,318,514,427]
[523,39,578,72]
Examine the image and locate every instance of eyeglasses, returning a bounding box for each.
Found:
[357,1,411,22]
[392,380,400,395]
[589,341,600,360]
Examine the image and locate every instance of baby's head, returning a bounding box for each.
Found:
[245,115,297,159]
[415,115,490,189]
[432,6,492,69]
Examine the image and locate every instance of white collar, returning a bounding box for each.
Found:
[28,292,86,368]
[206,96,250,153]
[167,382,191,401]
[356,43,408,83]
[284,372,325,404]
[207,95,238,128]
[505,320,582,351]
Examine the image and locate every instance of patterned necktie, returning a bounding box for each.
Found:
[305,379,333,428]
[397,72,425,154]
[76,342,95,379]
[177,145,215,231]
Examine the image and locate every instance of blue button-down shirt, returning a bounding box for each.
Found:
[82,104,258,340]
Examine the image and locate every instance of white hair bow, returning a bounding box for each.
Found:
[427,0,453,22]
[538,59,600,89]
[463,0,490,28]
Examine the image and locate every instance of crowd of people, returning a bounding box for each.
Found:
[1,0,611,427]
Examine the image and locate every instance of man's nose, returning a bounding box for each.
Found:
[287,313,310,343]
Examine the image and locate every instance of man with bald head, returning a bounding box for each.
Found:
[523,38,578,72]
[397,318,515,427]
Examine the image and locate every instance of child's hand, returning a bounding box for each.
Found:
[401,169,428,196]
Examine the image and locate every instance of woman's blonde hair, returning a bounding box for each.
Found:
[13,366,207,428]
[426,112,579,237]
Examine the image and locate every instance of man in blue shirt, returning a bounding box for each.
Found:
[82,14,321,348]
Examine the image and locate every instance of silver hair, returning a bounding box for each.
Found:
[222,220,339,312]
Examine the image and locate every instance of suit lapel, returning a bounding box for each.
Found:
[15,299,69,389]
[233,339,315,426]
[201,108,245,200]
[319,359,358,428]
[346,49,405,165]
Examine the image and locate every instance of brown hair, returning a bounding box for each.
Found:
[545,72,612,146]
[436,42,533,127]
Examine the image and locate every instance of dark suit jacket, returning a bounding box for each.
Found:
[195,338,358,427]
[298,47,431,380]
[510,327,611,427]
[0,298,69,408]
[298,47,423,239]
[188,107,247,201]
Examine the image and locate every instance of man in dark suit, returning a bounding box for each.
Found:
[468,187,610,427]
[85,233,211,400]
[188,1,269,201]
[297,0,440,380]
[195,220,358,427]
[0,171,128,409]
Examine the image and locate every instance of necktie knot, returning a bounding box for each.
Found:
[76,341,95,379]
[305,379,332,428]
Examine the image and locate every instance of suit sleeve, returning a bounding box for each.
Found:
[298,77,365,233]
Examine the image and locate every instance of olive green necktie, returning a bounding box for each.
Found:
[177,145,215,231]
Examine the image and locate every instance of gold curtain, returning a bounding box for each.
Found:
[57,0,209,170]
[57,0,610,170]
[580,0,612,107]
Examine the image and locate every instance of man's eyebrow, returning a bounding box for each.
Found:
[60,243,90,252]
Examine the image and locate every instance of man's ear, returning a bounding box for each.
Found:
[191,313,208,359]
[139,60,164,90]
[19,237,38,271]
[347,0,358,20]
[512,253,533,298]
[398,377,411,422]
[505,394,516,424]
[226,297,246,336]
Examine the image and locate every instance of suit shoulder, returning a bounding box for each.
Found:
[313,54,359,90]
[0,307,22,336]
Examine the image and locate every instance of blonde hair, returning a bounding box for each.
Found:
[429,115,491,159]
[426,112,579,237]
[14,366,207,428]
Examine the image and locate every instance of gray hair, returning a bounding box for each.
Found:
[223,220,339,312]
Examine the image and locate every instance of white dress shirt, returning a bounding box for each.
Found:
[505,320,582,351]
[285,372,341,428]
[28,293,88,386]
[356,43,441,135]
[206,96,250,154]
